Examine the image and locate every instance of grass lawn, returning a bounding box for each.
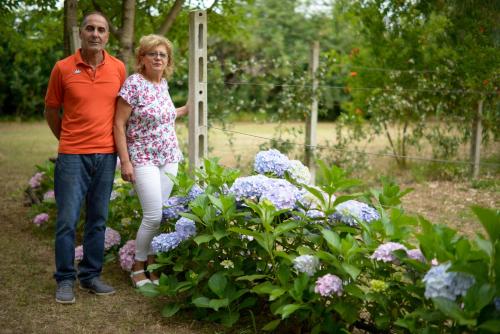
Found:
[0,120,498,333]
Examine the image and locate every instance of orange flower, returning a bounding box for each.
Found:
[350,71,358,77]
[355,108,363,115]
[483,79,489,86]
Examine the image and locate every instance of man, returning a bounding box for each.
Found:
[45,11,126,304]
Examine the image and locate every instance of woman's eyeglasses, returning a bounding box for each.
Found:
[145,52,167,59]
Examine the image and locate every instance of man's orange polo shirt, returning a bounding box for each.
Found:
[45,49,126,154]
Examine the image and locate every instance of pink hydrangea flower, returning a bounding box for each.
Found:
[75,245,84,261]
[43,190,55,202]
[119,240,136,271]
[29,172,45,188]
[314,274,343,297]
[104,227,121,250]
[33,213,49,226]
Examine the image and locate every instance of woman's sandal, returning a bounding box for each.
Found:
[130,270,151,288]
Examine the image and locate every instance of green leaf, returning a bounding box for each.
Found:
[478,320,500,333]
[192,296,210,308]
[321,229,341,252]
[236,274,269,282]
[276,303,305,319]
[341,263,361,280]
[137,283,159,297]
[208,272,227,298]
[269,288,286,301]
[161,303,180,317]
[433,298,476,326]
[209,298,229,311]
[333,301,359,324]
[193,234,214,245]
[220,311,240,327]
[472,206,500,242]
[274,221,301,236]
[262,319,281,331]
[213,229,229,241]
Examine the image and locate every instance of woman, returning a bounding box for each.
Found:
[114,34,188,287]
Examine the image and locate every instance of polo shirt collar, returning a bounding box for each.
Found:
[75,48,109,67]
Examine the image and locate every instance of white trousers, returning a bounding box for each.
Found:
[133,162,178,261]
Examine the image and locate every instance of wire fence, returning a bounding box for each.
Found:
[205,125,500,168]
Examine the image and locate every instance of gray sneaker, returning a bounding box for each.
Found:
[56,280,75,304]
[79,277,116,295]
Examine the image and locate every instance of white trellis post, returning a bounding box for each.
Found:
[188,10,208,172]
[70,26,81,53]
[470,99,483,178]
[305,41,319,184]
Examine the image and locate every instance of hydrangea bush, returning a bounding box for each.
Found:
[26,150,499,333]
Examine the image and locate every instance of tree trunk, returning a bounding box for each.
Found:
[118,0,136,71]
[63,0,78,56]
[156,0,185,36]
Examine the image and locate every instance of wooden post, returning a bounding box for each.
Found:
[188,11,208,172]
[470,100,483,178]
[305,41,319,184]
[70,26,80,54]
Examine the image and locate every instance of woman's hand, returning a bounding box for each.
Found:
[120,160,135,183]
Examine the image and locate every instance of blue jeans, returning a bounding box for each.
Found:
[54,153,116,282]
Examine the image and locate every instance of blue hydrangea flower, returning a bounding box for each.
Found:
[293,255,320,276]
[494,297,500,311]
[229,174,271,201]
[423,262,475,301]
[151,232,183,253]
[306,209,326,219]
[162,196,189,221]
[260,178,300,210]
[187,184,204,201]
[254,149,290,177]
[175,217,196,240]
[330,200,380,226]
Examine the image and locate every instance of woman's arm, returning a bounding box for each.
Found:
[176,103,189,118]
[113,97,135,182]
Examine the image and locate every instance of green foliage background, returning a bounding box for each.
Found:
[0,0,498,165]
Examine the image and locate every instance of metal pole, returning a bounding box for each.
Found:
[305,41,319,184]
[188,11,208,172]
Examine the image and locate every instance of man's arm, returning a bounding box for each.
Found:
[44,107,62,140]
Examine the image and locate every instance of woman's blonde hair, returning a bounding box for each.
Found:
[135,34,174,79]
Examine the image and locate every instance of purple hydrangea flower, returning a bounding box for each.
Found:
[119,240,135,271]
[293,255,320,276]
[151,232,183,253]
[254,149,290,177]
[229,174,271,201]
[162,196,189,221]
[260,179,300,210]
[314,274,343,297]
[330,200,380,226]
[33,213,49,226]
[175,217,196,240]
[423,262,475,301]
[407,249,426,262]
[104,227,121,250]
[371,242,408,263]
[29,172,44,188]
[74,245,84,262]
